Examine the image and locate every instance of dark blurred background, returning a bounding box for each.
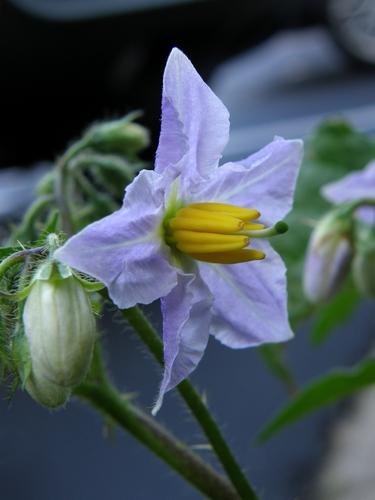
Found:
[1,0,375,499]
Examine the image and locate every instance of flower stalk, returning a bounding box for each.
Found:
[75,345,239,500]
[120,305,258,500]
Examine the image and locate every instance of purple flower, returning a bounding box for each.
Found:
[322,160,375,225]
[303,160,375,303]
[56,48,303,413]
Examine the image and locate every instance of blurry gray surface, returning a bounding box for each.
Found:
[212,28,375,158]
[0,164,49,219]
[9,0,200,20]
[313,385,375,500]
[2,27,375,500]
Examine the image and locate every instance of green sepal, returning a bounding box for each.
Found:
[0,283,34,302]
[12,330,32,388]
[73,273,105,293]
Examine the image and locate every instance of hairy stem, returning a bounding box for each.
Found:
[75,380,239,499]
[120,305,258,500]
[0,246,46,278]
[55,139,89,234]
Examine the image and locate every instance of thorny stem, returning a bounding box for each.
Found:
[120,305,258,500]
[75,346,239,500]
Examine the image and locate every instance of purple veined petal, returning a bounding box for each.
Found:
[55,170,178,309]
[198,240,293,348]
[152,272,213,415]
[155,48,230,181]
[322,160,375,225]
[192,137,303,225]
[322,160,375,205]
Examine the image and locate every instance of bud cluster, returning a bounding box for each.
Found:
[303,203,375,303]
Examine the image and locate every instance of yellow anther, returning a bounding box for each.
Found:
[242,222,265,231]
[165,201,269,264]
[177,242,249,254]
[170,208,243,233]
[176,207,243,223]
[176,235,249,254]
[189,203,260,221]
[189,249,265,264]
[173,230,248,245]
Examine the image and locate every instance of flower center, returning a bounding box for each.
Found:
[165,202,271,264]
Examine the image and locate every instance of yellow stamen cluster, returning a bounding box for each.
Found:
[167,202,266,264]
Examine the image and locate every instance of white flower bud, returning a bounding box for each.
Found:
[303,209,353,303]
[23,274,96,388]
[26,367,71,409]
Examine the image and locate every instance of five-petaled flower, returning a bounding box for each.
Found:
[56,48,303,413]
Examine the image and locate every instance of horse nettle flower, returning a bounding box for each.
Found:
[23,272,96,389]
[86,116,150,155]
[26,366,71,409]
[303,208,354,303]
[56,48,303,413]
[352,224,375,298]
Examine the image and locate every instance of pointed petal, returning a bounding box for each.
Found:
[322,160,375,204]
[322,160,375,224]
[55,170,178,309]
[152,272,212,414]
[155,48,230,180]
[193,138,303,225]
[198,241,293,348]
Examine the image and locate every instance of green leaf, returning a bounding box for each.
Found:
[272,119,375,325]
[311,284,360,344]
[257,358,375,443]
[258,344,297,395]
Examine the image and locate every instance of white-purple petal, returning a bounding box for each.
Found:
[192,137,303,225]
[198,240,293,348]
[322,160,375,225]
[152,272,213,414]
[155,48,230,181]
[55,170,178,309]
[322,160,375,205]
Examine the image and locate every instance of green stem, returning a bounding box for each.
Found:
[0,246,46,278]
[351,198,375,210]
[120,306,258,500]
[69,151,135,184]
[75,348,239,500]
[73,170,118,212]
[55,139,89,234]
[10,195,54,244]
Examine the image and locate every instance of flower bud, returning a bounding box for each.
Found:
[26,367,71,409]
[352,224,375,298]
[23,273,96,389]
[86,117,150,155]
[303,208,354,303]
